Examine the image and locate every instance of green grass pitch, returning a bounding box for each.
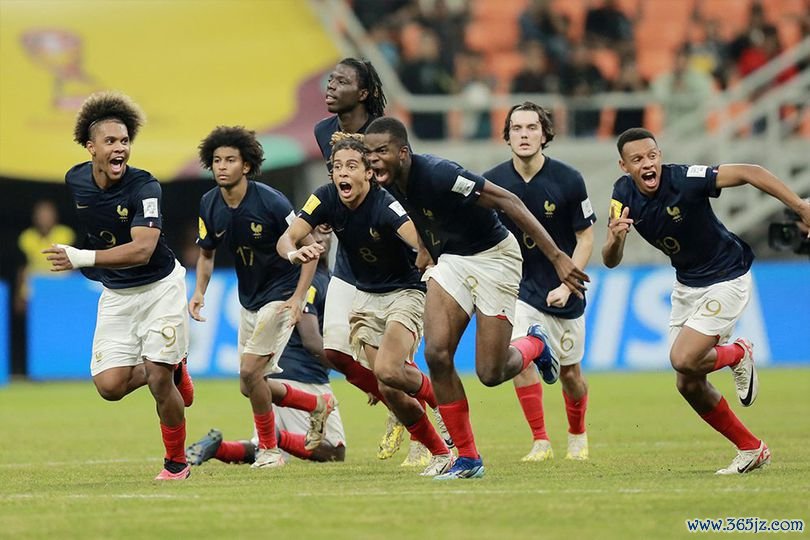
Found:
[1,369,808,539]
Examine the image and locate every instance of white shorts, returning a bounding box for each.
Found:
[250,379,347,454]
[668,271,752,346]
[511,300,585,366]
[422,233,522,323]
[91,261,189,376]
[323,276,355,356]
[238,300,301,376]
[349,288,425,363]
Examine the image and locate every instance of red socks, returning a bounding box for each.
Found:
[438,399,478,459]
[254,411,277,450]
[160,421,187,463]
[406,412,449,456]
[511,335,545,370]
[326,349,385,403]
[700,397,760,450]
[563,391,588,435]
[515,383,548,440]
[215,441,249,463]
[278,383,318,412]
[411,371,438,409]
[712,343,745,371]
[278,431,313,460]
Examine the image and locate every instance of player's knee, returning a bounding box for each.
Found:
[95,383,127,401]
[559,364,582,386]
[424,344,453,376]
[476,366,504,387]
[373,364,400,388]
[669,350,697,374]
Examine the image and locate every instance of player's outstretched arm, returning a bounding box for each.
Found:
[277,217,323,265]
[716,164,810,234]
[297,311,326,364]
[477,179,589,295]
[602,206,632,268]
[43,225,160,271]
[189,247,215,322]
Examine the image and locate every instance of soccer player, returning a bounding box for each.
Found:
[485,102,596,462]
[43,91,193,481]
[190,126,334,470]
[278,135,452,476]
[315,57,409,460]
[603,127,810,474]
[187,226,348,465]
[364,117,589,479]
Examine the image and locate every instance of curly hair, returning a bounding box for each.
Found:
[502,101,555,149]
[330,132,371,171]
[73,91,145,146]
[198,126,265,179]
[338,58,387,118]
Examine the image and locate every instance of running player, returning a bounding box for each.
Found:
[603,127,810,474]
[189,126,334,469]
[364,117,589,479]
[44,91,193,480]
[279,135,452,476]
[187,226,347,465]
[485,102,596,462]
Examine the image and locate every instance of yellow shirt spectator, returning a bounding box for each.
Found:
[18,224,76,273]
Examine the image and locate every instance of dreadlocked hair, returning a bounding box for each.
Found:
[338,58,387,118]
[73,91,145,146]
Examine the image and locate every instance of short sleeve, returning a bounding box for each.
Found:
[570,173,597,231]
[609,179,628,221]
[131,180,163,229]
[298,184,334,228]
[680,164,721,200]
[433,159,487,206]
[379,190,411,230]
[196,198,218,250]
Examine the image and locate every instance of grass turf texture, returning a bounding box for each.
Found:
[1,369,808,539]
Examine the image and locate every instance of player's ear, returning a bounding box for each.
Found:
[243,162,251,175]
[358,88,369,103]
[86,140,96,157]
[618,158,628,173]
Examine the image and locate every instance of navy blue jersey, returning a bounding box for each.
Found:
[268,265,331,385]
[197,181,301,311]
[65,162,176,289]
[385,154,509,261]
[298,183,424,293]
[485,158,596,319]
[313,115,376,284]
[610,164,754,286]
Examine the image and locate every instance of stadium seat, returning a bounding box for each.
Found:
[615,0,642,18]
[777,18,804,48]
[637,47,676,80]
[471,0,528,21]
[590,48,621,81]
[635,19,686,53]
[399,22,424,62]
[640,0,695,26]
[697,0,753,40]
[551,0,587,41]
[486,51,525,93]
[465,20,520,53]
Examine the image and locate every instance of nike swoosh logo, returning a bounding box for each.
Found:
[737,452,759,473]
[740,370,755,406]
[76,203,89,209]
[215,230,226,238]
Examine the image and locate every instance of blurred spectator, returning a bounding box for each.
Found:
[651,46,714,132]
[559,44,609,136]
[352,0,412,30]
[369,22,401,69]
[688,18,731,89]
[728,1,777,67]
[511,40,560,94]
[738,26,797,83]
[399,29,454,139]
[416,0,469,74]
[612,57,648,135]
[584,0,634,55]
[518,0,571,67]
[15,200,75,313]
[455,50,496,139]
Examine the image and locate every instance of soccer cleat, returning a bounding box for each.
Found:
[565,432,589,461]
[154,462,191,480]
[433,456,485,480]
[731,338,758,407]
[251,447,286,469]
[430,407,455,450]
[526,324,560,384]
[305,394,338,451]
[715,441,771,475]
[400,440,432,467]
[419,453,453,477]
[377,410,406,460]
[185,428,223,466]
[174,357,194,407]
[522,439,554,462]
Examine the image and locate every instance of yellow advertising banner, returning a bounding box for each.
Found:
[0,0,338,182]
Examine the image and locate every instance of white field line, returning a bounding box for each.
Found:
[0,457,161,468]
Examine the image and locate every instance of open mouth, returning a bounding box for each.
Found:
[641,170,657,188]
[372,168,389,185]
[110,157,125,175]
[338,181,353,197]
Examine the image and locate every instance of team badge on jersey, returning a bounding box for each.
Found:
[666,206,683,222]
[251,222,263,238]
[142,198,159,218]
[686,165,708,178]
[116,204,129,221]
[544,200,556,218]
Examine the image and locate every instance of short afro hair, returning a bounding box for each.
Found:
[73,91,145,146]
[198,126,265,178]
[365,116,410,148]
[616,128,657,156]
